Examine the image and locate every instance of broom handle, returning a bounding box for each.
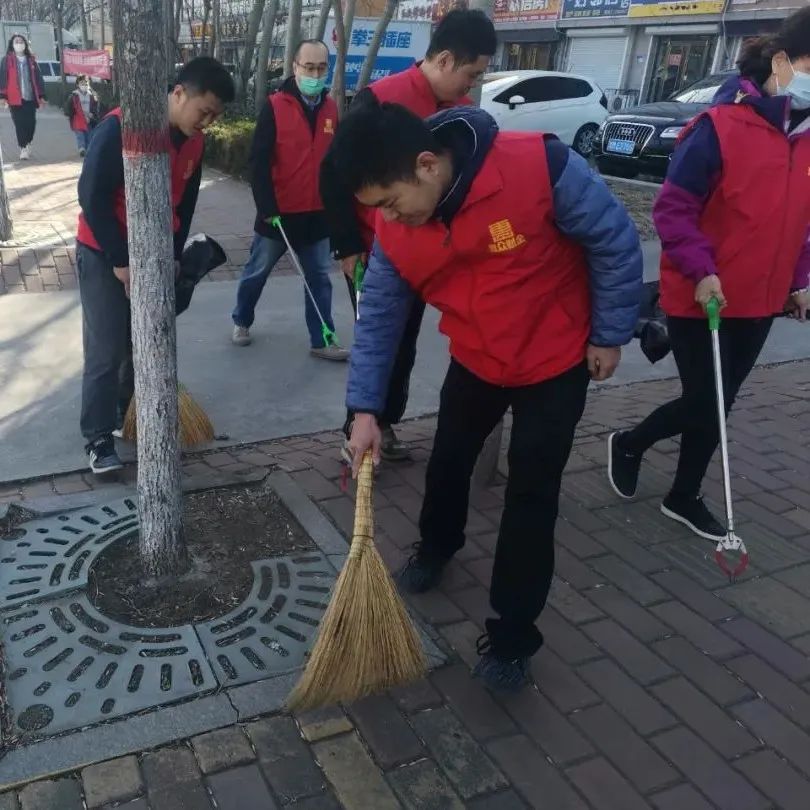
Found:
[350,452,375,560]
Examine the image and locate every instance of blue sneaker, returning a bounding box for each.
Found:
[396,544,447,594]
[86,436,123,475]
[472,635,531,693]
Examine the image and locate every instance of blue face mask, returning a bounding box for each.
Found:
[777,62,810,111]
[296,75,326,97]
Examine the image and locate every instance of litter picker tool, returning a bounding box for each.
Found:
[706,297,749,581]
[270,216,338,348]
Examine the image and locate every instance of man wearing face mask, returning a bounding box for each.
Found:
[607,6,810,541]
[320,9,497,464]
[63,75,101,156]
[230,39,348,361]
[0,35,46,160]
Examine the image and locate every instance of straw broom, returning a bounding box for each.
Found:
[122,384,214,449]
[287,451,427,711]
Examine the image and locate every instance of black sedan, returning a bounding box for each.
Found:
[594,72,734,181]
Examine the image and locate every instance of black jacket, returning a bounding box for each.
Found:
[77,114,202,268]
[250,76,330,244]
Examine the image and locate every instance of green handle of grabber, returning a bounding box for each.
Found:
[706,296,721,332]
[270,216,281,228]
[353,260,365,293]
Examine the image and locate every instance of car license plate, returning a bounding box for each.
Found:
[607,138,635,155]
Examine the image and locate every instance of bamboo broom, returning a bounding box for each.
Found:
[287,451,427,711]
[121,384,214,449]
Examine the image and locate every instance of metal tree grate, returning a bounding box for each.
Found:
[0,500,138,613]
[2,594,217,739]
[196,555,334,687]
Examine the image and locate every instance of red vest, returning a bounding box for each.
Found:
[269,91,337,214]
[661,104,810,318]
[4,55,42,107]
[354,65,472,250]
[77,109,204,252]
[376,133,591,387]
[70,94,89,132]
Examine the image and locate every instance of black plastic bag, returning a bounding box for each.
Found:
[175,234,227,316]
[635,280,671,364]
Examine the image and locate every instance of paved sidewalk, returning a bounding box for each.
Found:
[1,361,809,809]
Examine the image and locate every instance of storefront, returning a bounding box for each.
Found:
[646,30,716,100]
[494,0,563,71]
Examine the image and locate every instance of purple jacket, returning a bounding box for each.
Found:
[653,75,810,292]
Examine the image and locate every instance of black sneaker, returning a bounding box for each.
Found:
[380,425,412,462]
[396,544,447,594]
[472,635,531,693]
[661,493,726,542]
[86,436,123,474]
[607,431,642,499]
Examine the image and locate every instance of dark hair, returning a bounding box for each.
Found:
[294,39,328,62]
[329,101,442,192]
[76,74,89,84]
[425,9,496,65]
[737,7,810,85]
[175,56,235,103]
[7,34,31,57]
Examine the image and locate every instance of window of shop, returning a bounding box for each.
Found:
[648,35,715,102]
[504,41,555,71]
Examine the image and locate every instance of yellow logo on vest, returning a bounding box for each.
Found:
[324,118,335,135]
[488,219,526,253]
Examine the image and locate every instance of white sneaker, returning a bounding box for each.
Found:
[19,146,30,160]
[310,344,349,362]
[232,325,251,346]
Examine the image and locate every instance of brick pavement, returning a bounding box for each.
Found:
[0,112,297,296]
[1,363,809,808]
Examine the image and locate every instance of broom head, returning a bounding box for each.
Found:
[121,385,214,449]
[287,452,427,711]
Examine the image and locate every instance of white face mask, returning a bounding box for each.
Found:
[78,83,89,93]
[13,42,26,55]
[777,62,810,111]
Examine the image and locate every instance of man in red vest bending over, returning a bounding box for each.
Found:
[321,10,497,463]
[230,39,349,363]
[333,101,643,692]
[77,57,235,474]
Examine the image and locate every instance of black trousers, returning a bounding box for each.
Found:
[622,315,773,498]
[77,243,132,444]
[10,100,36,148]
[419,359,590,659]
[344,275,426,432]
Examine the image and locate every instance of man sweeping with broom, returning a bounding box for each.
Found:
[334,100,643,691]
[76,57,234,473]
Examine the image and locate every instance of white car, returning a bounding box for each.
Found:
[481,70,609,157]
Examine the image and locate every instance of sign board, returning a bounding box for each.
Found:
[63,49,111,80]
[396,0,464,22]
[493,0,562,23]
[561,0,630,19]
[324,17,431,91]
[628,0,724,17]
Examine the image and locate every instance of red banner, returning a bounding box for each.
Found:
[63,49,111,80]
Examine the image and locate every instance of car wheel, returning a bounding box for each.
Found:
[573,124,599,158]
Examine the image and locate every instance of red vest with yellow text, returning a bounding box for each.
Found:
[660,104,810,318]
[4,55,42,107]
[269,90,337,214]
[376,133,591,387]
[354,65,472,250]
[76,109,204,252]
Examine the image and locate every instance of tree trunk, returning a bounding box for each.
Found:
[53,0,66,87]
[356,0,396,91]
[342,0,357,48]
[283,0,302,78]
[80,0,89,48]
[111,0,187,580]
[211,0,220,57]
[314,0,330,40]
[329,0,347,114]
[0,148,13,242]
[237,0,265,100]
[100,0,106,49]
[174,0,183,58]
[200,0,210,54]
[254,0,278,111]
[165,0,176,83]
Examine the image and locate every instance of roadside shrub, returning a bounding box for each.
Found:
[204,118,254,180]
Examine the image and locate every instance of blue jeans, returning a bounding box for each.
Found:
[74,130,90,151]
[232,234,336,348]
